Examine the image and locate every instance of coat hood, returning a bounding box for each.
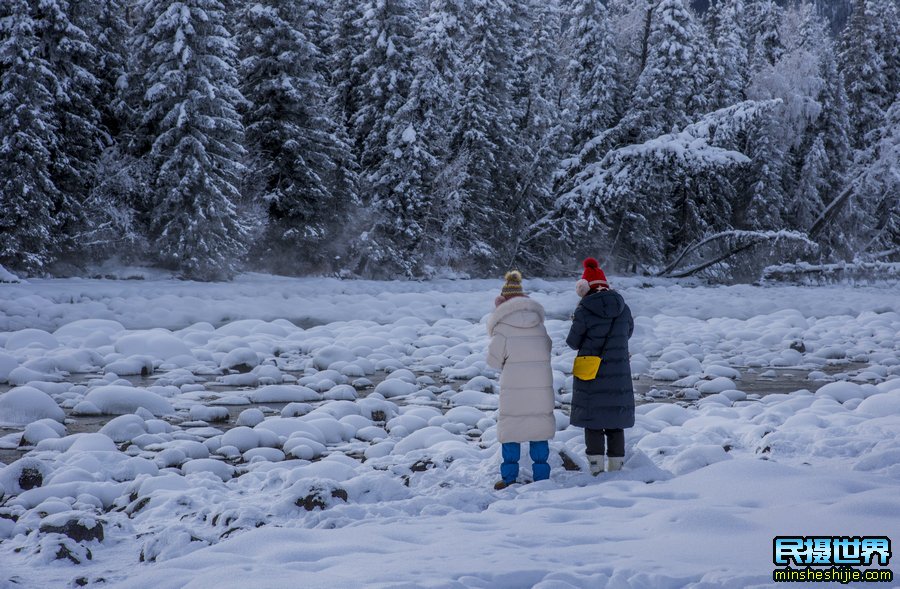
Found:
[487,296,545,335]
[579,290,626,319]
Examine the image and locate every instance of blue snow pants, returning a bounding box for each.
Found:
[501,440,550,483]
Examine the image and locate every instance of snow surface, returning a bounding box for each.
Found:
[0,265,20,283]
[0,275,898,588]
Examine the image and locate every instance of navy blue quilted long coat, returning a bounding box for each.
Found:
[566,289,635,430]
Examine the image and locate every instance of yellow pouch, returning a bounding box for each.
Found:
[573,356,602,380]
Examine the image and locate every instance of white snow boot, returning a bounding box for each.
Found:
[607,456,624,472]
[587,454,605,475]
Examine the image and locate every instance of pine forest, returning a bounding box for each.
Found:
[0,0,898,282]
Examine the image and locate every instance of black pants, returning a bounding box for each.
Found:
[585,428,625,457]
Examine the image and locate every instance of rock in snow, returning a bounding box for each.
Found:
[0,386,65,425]
[83,385,174,416]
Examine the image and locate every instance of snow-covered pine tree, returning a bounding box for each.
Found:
[131,0,248,280]
[561,0,624,172]
[358,0,468,276]
[297,0,331,66]
[811,0,854,34]
[552,0,648,195]
[711,0,749,108]
[607,0,652,92]
[351,0,416,175]
[794,4,853,256]
[738,114,790,231]
[0,0,63,272]
[238,0,358,275]
[690,18,719,118]
[71,0,129,138]
[326,0,367,137]
[874,0,900,102]
[850,96,900,260]
[792,133,829,231]
[450,0,520,270]
[741,2,829,236]
[839,0,888,148]
[779,3,824,226]
[626,0,701,142]
[38,0,103,260]
[747,0,785,70]
[504,0,567,269]
[606,0,657,89]
[815,60,852,208]
[72,0,142,263]
[703,0,723,38]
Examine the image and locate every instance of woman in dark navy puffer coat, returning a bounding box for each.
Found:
[566,258,635,475]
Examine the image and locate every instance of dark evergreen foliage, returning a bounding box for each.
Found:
[1,0,897,280]
[238,0,358,275]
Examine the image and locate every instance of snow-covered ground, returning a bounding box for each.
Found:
[0,274,898,588]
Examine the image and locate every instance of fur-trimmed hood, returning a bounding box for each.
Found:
[579,289,626,319]
[487,296,545,335]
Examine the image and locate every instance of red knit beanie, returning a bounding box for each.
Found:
[576,257,609,297]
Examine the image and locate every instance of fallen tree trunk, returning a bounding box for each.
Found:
[659,230,816,278]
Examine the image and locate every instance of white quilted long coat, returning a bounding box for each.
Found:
[486,296,556,443]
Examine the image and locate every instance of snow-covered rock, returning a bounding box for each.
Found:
[114,331,191,360]
[0,386,65,425]
[248,385,320,403]
[83,385,174,416]
[99,415,148,443]
[181,459,234,481]
[393,426,464,454]
[5,329,59,350]
[815,381,875,403]
[697,377,736,394]
[220,348,259,372]
[373,379,418,399]
[312,346,356,370]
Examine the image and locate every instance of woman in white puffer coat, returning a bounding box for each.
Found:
[486,271,556,489]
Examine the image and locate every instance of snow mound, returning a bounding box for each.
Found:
[114,331,192,360]
[854,390,900,416]
[393,426,464,454]
[21,419,65,445]
[220,427,261,453]
[83,385,175,416]
[182,459,234,481]
[5,328,60,350]
[104,355,154,376]
[248,385,321,403]
[697,377,736,394]
[220,348,259,371]
[99,414,148,443]
[814,381,874,403]
[312,346,356,370]
[373,379,418,399]
[53,319,126,342]
[0,386,65,425]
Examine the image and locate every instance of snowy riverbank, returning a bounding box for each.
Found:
[1,275,898,588]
